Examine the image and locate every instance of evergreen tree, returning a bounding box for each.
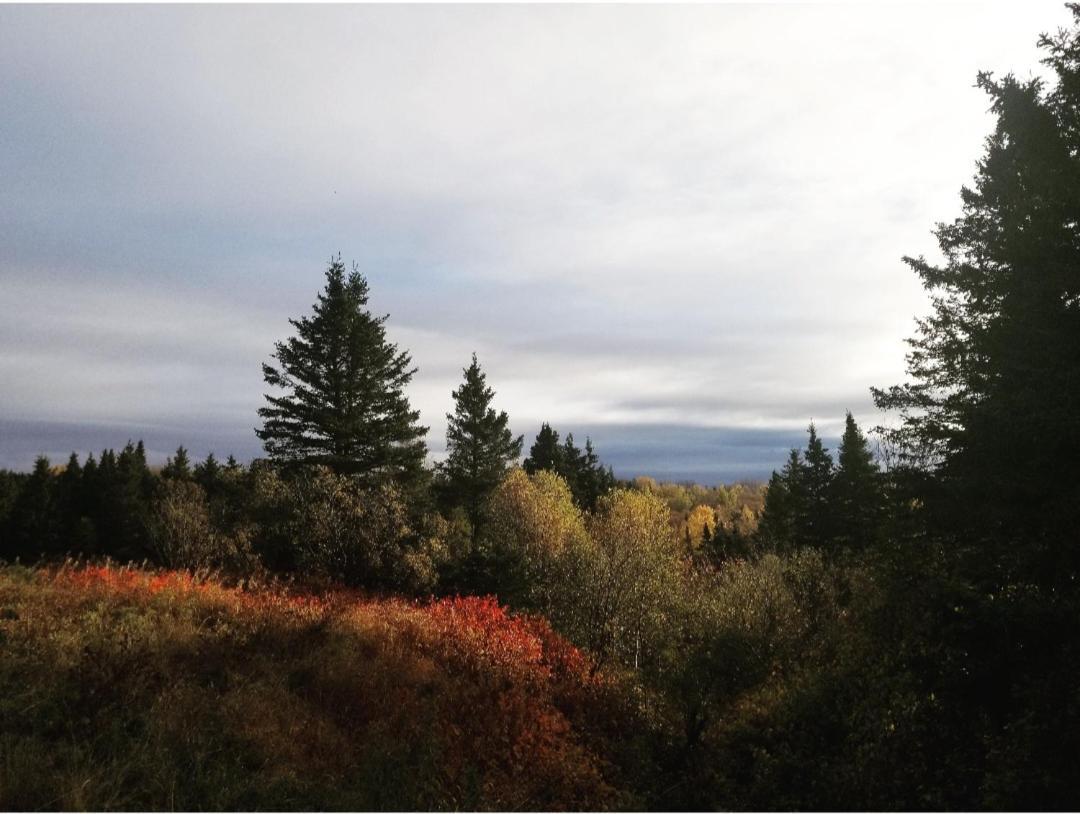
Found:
[162,446,192,480]
[257,256,428,487]
[560,433,585,499]
[225,454,241,472]
[523,423,563,475]
[57,453,85,548]
[758,448,804,550]
[113,441,154,560]
[872,12,1080,585]
[576,437,616,510]
[8,456,58,559]
[798,423,834,547]
[194,452,222,496]
[831,412,882,549]
[439,354,524,537]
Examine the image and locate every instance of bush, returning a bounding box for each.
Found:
[288,467,436,593]
[150,480,256,574]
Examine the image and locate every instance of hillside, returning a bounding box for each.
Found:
[0,564,644,810]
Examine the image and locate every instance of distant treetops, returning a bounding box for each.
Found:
[758,412,884,554]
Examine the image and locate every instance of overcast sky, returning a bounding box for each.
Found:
[0,3,1069,481]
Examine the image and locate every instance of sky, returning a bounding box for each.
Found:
[0,2,1069,482]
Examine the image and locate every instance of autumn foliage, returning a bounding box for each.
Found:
[0,563,630,810]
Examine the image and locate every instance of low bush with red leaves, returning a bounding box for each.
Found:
[0,564,638,810]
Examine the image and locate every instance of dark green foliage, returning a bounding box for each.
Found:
[6,457,59,560]
[797,424,834,547]
[438,354,523,537]
[577,438,617,510]
[830,412,882,549]
[523,423,562,475]
[194,452,222,496]
[257,257,428,489]
[757,447,805,550]
[162,446,192,480]
[873,10,1080,588]
[523,424,615,509]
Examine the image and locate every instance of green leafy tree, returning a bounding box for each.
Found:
[439,354,523,538]
[257,256,428,488]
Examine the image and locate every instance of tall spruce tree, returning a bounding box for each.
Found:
[440,354,523,535]
[257,256,428,486]
[872,12,1080,585]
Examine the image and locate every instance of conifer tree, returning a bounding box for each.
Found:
[8,456,59,559]
[798,423,834,547]
[523,423,563,475]
[758,449,803,550]
[831,412,882,549]
[194,452,222,495]
[162,446,192,480]
[560,433,585,499]
[257,256,428,487]
[576,437,616,510]
[439,354,523,536]
[872,12,1080,583]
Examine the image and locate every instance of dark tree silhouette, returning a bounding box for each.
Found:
[257,256,428,488]
[439,353,523,537]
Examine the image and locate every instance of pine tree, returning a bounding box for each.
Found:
[523,423,563,475]
[439,353,524,536]
[831,412,882,549]
[162,446,192,480]
[257,256,428,487]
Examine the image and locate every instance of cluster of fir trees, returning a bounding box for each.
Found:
[522,423,618,510]
[756,413,883,553]
[0,443,243,567]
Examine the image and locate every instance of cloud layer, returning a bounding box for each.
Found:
[0,4,1066,479]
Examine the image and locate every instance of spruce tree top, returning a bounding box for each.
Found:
[523,423,563,475]
[257,256,428,484]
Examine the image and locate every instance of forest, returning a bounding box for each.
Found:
[2,9,1080,812]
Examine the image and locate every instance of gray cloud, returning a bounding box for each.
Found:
[0,3,1066,479]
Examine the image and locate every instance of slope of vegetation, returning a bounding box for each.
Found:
[0,564,639,811]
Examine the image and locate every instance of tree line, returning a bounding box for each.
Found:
[3,8,1080,808]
